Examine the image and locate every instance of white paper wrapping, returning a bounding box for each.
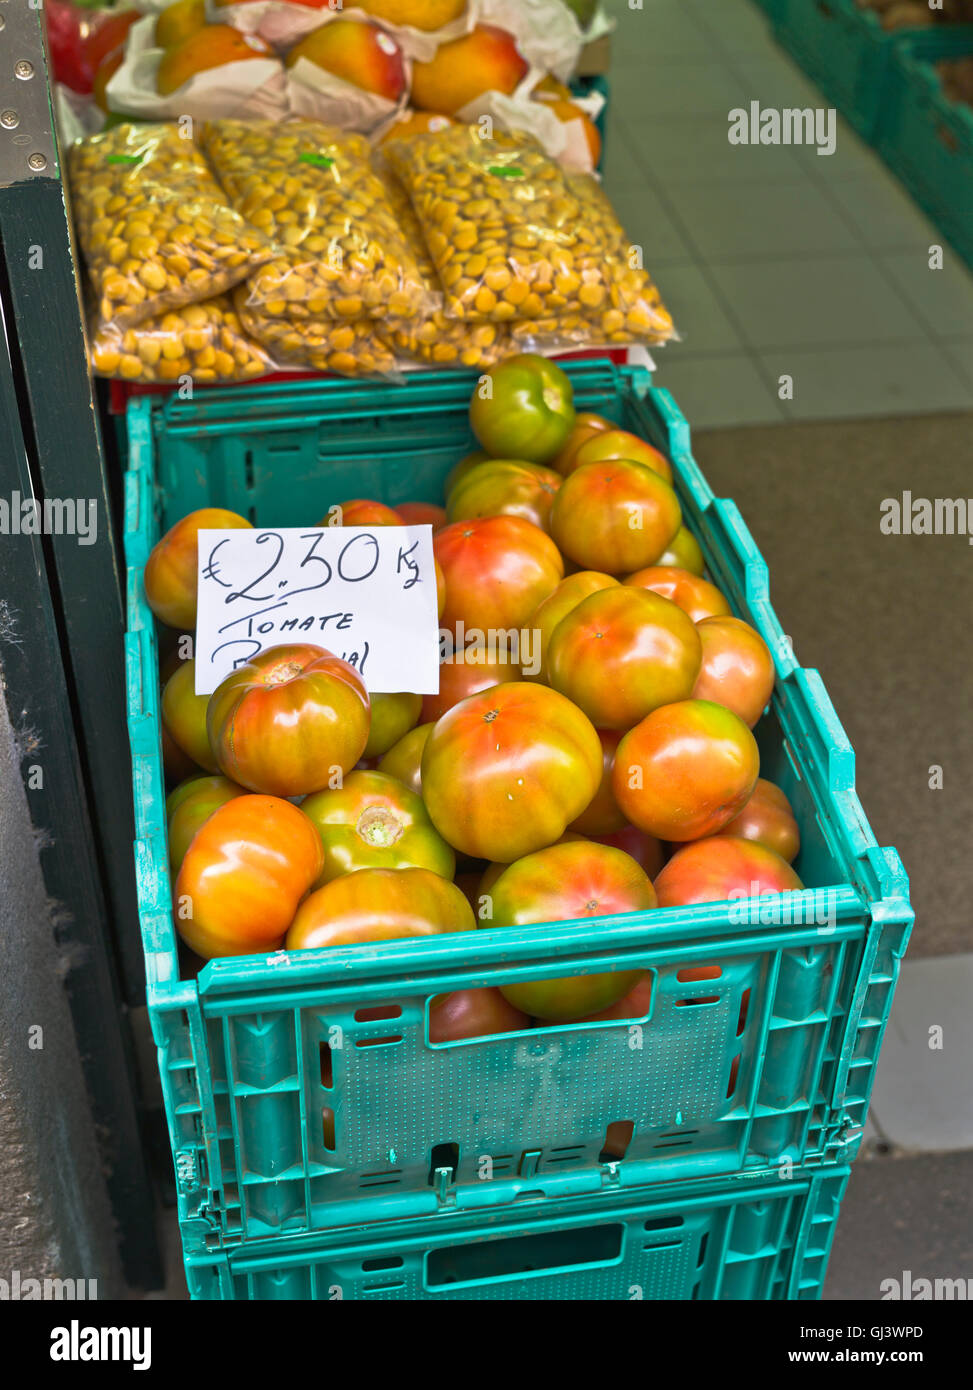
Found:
[213,1,474,61]
[285,53,408,132]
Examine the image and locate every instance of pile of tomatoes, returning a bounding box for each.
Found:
[145,353,803,1039]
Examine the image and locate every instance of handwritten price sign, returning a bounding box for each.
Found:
[194,526,441,696]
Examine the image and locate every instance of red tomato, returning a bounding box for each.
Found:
[161,658,219,772]
[446,460,562,534]
[435,557,446,620]
[713,778,800,863]
[322,499,405,527]
[488,841,656,1020]
[658,526,705,576]
[377,721,434,795]
[570,729,627,835]
[421,682,602,862]
[429,988,529,1042]
[654,836,803,908]
[434,515,563,636]
[363,691,423,758]
[302,769,454,884]
[175,795,323,958]
[525,570,618,684]
[571,429,673,485]
[624,566,730,623]
[478,830,587,900]
[165,774,247,875]
[613,699,759,842]
[550,412,613,476]
[144,507,252,631]
[575,972,654,1022]
[550,460,682,574]
[285,867,475,950]
[421,646,521,723]
[590,823,666,879]
[83,8,140,76]
[397,501,448,531]
[547,586,701,730]
[207,644,370,796]
[692,615,775,729]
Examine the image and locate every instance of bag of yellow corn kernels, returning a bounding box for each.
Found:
[67,123,274,331]
[200,119,434,324]
[382,123,611,326]
[88,295,273,384]
[233,288,400,378]
[371,153,510,370]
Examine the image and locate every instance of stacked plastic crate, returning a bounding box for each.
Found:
[124,363,913,1299]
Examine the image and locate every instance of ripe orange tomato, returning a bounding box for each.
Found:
[654,836,803,908]
[434,515,563,636]
[175,795,323,957]
[429,988,529,1042]
[624,566,730,624]
[692,615,775,728]
[397,501,448,531]
[713,778,800,863]
[144,507,252,630]
[421,682,602,862]
[570,729,628,836]
[301,770,455,885]
[165,773,247,875]
[550,412,613,476]
[525,569,619,684]
[285,866,475,950]
[550,460,682,574]
[446,460,562,534]
[421,645,521,723]
[571,428,673,485]
[590,823,666,879]
[488,841,656,1020]
[613,699,760,842]
[161,658,219,772]
[321,499,405,527]
[207,643,370,796]
[547,586,702,730]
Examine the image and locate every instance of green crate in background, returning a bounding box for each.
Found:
[123,363,911,1269]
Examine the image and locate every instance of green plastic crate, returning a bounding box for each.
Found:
[185,1167,850,1300]
[773,0,925,141]
[123,363,911,1258]
[877,29,973,272]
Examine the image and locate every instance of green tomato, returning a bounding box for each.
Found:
[469,354,576,465]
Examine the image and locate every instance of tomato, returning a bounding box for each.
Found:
[175,794,323,957]
[487,842,655,1020]
[445,450,491,496]
[572,429,673,485]
[478,830,587,900]
[525,570,618,684]
[302,769,454,884]
[429,988,529,1042]
[207,643,370,796]
[547,586,701,730]
[285,866,475,950]
[550,460,681,574]
[713,778,800,863]
[421,682,602,861]
[469,354,575,464]
[570,729,627,835]
[613,699,760,842]
[550,412,613,476]
[397,501,448,531]
[658,526,705,576]
[590,823,666,879]
[363,691,423,758]
[434,515,563,636]
[144,507,252,630]
[624,566,730,624]
[377,721,434,795]
[162,723,200,785]
[161,658,219,772]
[421,645,520,723]
[576,972,654,1022]
[446,460,561,533]
[692,615,775,728]
[165,774,247,875]
[322,499,405,527]
[93,47,125,113]
[83,8,140,76]
[654,836,803,908]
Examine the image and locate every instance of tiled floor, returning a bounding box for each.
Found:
[600,0,973,427]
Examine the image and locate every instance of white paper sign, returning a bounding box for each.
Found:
[194,526,441,696]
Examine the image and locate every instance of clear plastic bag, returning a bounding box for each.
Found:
[89,294,273,384]
[234,289,399,377]
[200,118,432,322]
[67,122,273,330]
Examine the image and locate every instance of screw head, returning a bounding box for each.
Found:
[27,152,46,172]
[0,110,18,129]
[15,61,34,81]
